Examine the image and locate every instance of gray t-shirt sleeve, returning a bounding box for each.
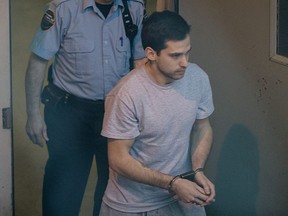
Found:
[196,72,214,119]
[101,91,140,139]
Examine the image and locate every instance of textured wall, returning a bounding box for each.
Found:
[180,0,288,215]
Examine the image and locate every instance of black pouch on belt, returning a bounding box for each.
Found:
[41,84,65,107]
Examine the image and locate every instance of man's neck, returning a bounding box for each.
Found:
[95,2,113,18]
[145,61,173,86]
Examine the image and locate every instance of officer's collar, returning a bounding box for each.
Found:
[82,0,124,12]
[82,0,96,11]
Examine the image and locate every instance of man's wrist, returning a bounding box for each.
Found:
[193,167,204,175]
[167,175,180,193]
[167,168,205,193]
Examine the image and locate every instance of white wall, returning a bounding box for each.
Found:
[181,0,288,215]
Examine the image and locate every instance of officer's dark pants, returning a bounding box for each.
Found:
[42,86,109,216]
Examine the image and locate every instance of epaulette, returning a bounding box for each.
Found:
[126,0,147,23]
[45,0,73,13]
[49,0,71,8]
[127,0,144,5]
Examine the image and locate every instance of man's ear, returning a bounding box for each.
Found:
[145,47,157,61]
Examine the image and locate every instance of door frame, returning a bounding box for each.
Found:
[0,0,14,215]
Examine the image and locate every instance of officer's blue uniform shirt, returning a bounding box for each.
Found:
[31,0,145,100]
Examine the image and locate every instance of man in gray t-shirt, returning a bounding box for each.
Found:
[100,11,216,216]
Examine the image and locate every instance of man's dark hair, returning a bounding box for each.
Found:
[141,10,190,54]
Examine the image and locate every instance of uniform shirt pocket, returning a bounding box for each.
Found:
[116,37,130,77]
[63,37,95,75]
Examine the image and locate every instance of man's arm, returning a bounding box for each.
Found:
[190,118,213,170]
[108,138,171,189]
[108,137,211,205]
[25,53,49,147]
[189,117,215,204]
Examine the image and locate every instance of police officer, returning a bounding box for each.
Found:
[25,0,146,215]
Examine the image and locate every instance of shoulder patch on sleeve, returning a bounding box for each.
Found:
[40,0,71,30]
[41,10,55,30]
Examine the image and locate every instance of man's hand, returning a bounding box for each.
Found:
[172,173,215,206]
[194,172,216,206]
[26,111,48,147]
[25,53,49,147]
[172,177,209,206]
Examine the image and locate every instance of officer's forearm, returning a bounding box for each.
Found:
[25,53,48,116]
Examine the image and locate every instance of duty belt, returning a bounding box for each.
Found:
[44,83,105,113]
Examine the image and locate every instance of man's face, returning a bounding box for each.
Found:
[153,35,191,84]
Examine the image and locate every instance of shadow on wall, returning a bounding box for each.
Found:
[206,124,259,216]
